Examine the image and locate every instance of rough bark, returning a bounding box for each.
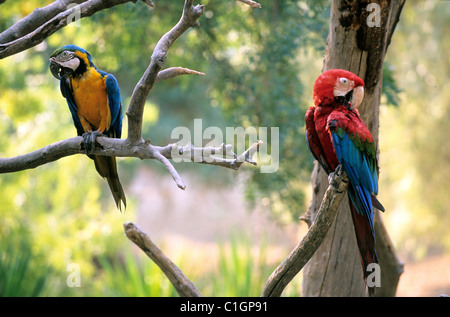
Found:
[302,0,405,297]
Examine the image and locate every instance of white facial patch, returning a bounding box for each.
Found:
[333,77,353,97]
[58,58,80,71]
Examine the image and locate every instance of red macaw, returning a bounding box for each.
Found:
[305,69,384,295]
[49,45,126,210]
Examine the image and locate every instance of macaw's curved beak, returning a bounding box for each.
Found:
[351,86,364,109]
[49,58,73,80]
[49,59,61,79]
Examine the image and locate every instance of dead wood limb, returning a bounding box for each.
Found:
[124,222,202,297]
[0,1,262,188]
[0,0,85,45]
[0,136,260,189]
[0,0,151,59]
[261,167,349,297]
[0,0,262,299]
[155,67,205,83]
[237,0,261,9]
[126,0,205,143]
[0,1,258,190]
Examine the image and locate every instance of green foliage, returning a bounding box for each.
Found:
[199,232,301,297]
[93,232,301,297]
[0,227,51,296]
[382,62,402,108]
[96,250,178,297]
[210,233,270,296]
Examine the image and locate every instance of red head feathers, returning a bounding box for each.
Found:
[313,69,365,108]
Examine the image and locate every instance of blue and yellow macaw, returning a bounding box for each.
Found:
[49,45,126,210]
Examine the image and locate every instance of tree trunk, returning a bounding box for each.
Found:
[302,0,405,297]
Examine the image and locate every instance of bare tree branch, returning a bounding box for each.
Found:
[151,147,187,190]
[175,141,261,169]
[156,67,205,83]
[0,137,82,173]
[261,167,349,297]
[237,0,261,9]
[0,0,262,195]
[0,1,248,191]
[141,0,155,8]
[0,0,149,59]
[0,136,260,188]
[124,222,202,297]
[0,0,85,45]
[126,0,205,143]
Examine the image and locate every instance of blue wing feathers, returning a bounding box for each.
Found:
[105,74,123,138]
[332,132,377,236]
[60,79,84,136]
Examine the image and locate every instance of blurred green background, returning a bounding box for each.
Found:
[0,0,449,296]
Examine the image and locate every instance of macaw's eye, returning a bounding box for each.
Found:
[339,78,348,84]
[59,51,73,60]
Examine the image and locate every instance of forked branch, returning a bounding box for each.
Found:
[0,0,153,59]
[126,0,206,142]
[0,0,266,298]
[0,135,261,190]
[0,0,259,189]
[261,167,349,297]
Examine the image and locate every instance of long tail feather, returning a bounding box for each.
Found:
[349,200,377,296]
[93,155,127,211]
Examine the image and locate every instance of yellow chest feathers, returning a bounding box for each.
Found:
[71,68,110,132]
